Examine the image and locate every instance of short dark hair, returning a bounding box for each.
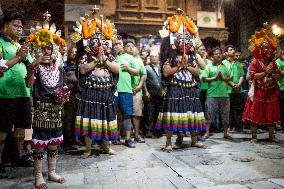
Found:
[209,47,221,57]
[224,45,235,52]
[0,10,25,29]
[123,40,135,46]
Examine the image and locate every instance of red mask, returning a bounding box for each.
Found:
[174,34,193,54]
[259,41,274,60]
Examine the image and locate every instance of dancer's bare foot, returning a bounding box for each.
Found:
[80,152,91,159]
[224,135,233,140]
[48,173,65,184]
[35,176,47,189]
[191,142,207,148]
[107,148,117,155]
[162,145,173,153]
[250,139,258,143]
[268,137,280,143]
[35,183,47,189]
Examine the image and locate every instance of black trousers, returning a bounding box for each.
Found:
[200,89,207,112]
[142,95,163,133]
[229,93,244,130]
[279,91,284,126]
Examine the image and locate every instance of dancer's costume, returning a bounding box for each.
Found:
[156,9,206,132]
[71,10,119,141]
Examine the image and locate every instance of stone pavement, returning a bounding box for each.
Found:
[2,131,284,189]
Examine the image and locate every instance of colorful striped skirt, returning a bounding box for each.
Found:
[75,86,119,141]
[156,85,206,132]
[32,101,63,148]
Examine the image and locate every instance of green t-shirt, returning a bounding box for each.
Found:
[203,62,230,98]
[116,53,136,93]
[222,59,232,71]
[276,58,284,91]
[199,58,212,90]
[222,59,234,93]
[132,57,146,88]
[229,61,245,93]
[0,38,32,98]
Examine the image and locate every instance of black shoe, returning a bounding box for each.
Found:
[125,140,136,148]
[0,166,8,179]
[134,137,145,143]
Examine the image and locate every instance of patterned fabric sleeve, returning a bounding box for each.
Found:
[249,59,257,80]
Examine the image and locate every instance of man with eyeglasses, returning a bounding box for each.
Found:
[0,10,33,178]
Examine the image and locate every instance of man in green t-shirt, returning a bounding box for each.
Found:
[276,47,284,131]
[0,11,32,178]
[202,47,234,139]
[197,44,211,110]
[113,39,139,148]
[223,46,245,132]
[124,43,147,143]
[197,44,212,141]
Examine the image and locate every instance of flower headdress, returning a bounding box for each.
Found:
[161,8,198,54]
[168,8,196,36]
[26,11,66,48]
[70,7,117,44]
[249,23,279,57]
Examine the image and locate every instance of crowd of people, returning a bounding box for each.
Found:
[0,8,283,189]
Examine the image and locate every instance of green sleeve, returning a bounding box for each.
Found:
[130,55,137,69]
[224,66,231,77]
[240,64,245,76]
[276,59,281,69]
[140,64,146,75]
[0,43,3,58]
[202,67,209,78]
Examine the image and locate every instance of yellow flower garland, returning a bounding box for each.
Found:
[169,15,182,33]
[82,19,113,40]
[96,20,113,40]
[169,15,196,35]
[82,19,97,39]
[250,28,279,52]
[37,28,53,44]
[26,28,66,47]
